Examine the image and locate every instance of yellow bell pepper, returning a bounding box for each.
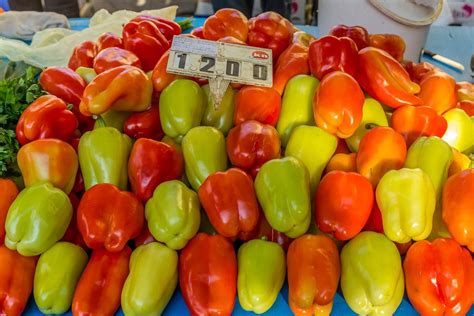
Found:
[441,108,474,154]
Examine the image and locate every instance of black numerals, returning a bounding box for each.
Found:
[200,56,215,73]
[176,53,187,69]
[226,60,240,77]
[253,64,268,80]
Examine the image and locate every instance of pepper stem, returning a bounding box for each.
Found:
[94,116,106,129]
[365,123,379,130]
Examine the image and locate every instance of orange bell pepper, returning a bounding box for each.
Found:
[418,71,457,114]
[448,148,471,177]
[368,34,406,61]
[93,47,142,74]
[77,183,144,252]
[0,246,37,316]
[68,41,98,71]
[152,50,175,92]
[288,235,340,316]
[325,153,357,173]
[79,65,153,116]
[0,179,18,245]
[357,47,421,108]
[442,169,474,251]
[273,43,310,95]
[356,127,407,187]
[203,8,248,42]
[313,71,364,138]
[234,86,281,126]
[72,247,131,316]
[403,61,437,84]
[329,24,369,50]
[315,171,374,240]
[404,238,474,316]
[17,139,78,194]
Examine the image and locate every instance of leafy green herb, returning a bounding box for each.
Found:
[178,17,194,32]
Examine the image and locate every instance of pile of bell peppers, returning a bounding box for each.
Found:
[1,9,473,316]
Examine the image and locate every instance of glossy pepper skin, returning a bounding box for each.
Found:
[121,242,178,316]
[308,35,358,80]
[238,239,286,314]
[124,104,164,140]
[203,8,248,41]
[404,238,474,316]
[33,242,88,315]
[5,182,72,256]
[448,148,471,176]
[442,169,474,251]
[93,47,142,74]
[273,43,310,96]
[356,127,407,187]
[329,24,369,50]
[199,168,260,239]
[418,71,457,114]
[151,50,175,92]
[376,168,436,243]
[128,138,184,202]
[368,34,406,61]
[182,126,228,191]
[0,179,18,244]
[72,247,131,316]
[325,152,357,173]
[234,86,281,127]
[97,32,123,51]
[255,157,311,238]
[357,47,421,108]
[441,108,474,153]
[145,180,200,250]
[68,40,98,71]
[277,75,318,146]
[287,235,340,316]
[179,233,237,316]
[0,245,36,316]
[201,84,236,135]
[313,71,364,139]
[316,171,374,240]
[78,183,144,252]
[341,232,404,316]
[78,126,132,190]
[129,15,181,41]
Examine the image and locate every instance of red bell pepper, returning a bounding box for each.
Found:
[180,233,237,316]
[363,202,384,234]
[128,138,184,202]
[234,86,281,126]
[273,42,310,95]
[93,47,142,74]
[62,193,87,249]
[0,179,18,245]
[458,100,474,116]
[0,246,37,316]
[368,34,406,61]
[77,183,144,252]
[97,32,123,51]
[134,225,156,248]
[72,247,131,316]
[130,15,181,41]
[418,71,457,114]
[313,71,364,138]
[329,24,369,50]
[242,213,293,250]
[68,40,98,71]
[226,120,281,178]
[203,8,248,42]
[308,35,358,80]
[123,104,164,140]
[190,26,204,39]
[403,61,437,84]
[198,168,260,239]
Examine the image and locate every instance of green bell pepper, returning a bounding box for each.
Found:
[5,182,72,256]
[341,231,404,316]
[78,126,132,190]
[75,67,97,84]
[285,125,337,193]
[34,242,88,314]
[277,75,319,147]
[182,126,228,191]
[145,180,200,250]
[121,242,178,316]
[255,156,311,238]
[201,84,235,135]
[237,239,286,314]
[159,79,206,141]
[94,110,131,132]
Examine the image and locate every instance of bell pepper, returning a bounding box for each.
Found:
[368,34,406,61]
[403,61,437,84]
[458,100,474,116]
[93,47,142,74]
[237,239,286,314]
[285,125,337,192]
[72,247,131,316]
[308,35,358,80]
[79,65,153,117]
[442,169,474,251]
[0,245,36,316]
[159,79,206,140]
[345,97,388,152]
[404,136,453,200]
[376,168,436,243]
[234,86,281,127]
[292,31,316,47]
[5,182,72,256]
[151,50,176,93]
[448,148,471,176]
[363,202,385,234]
[273,43,310,96]
[129,15,181,42]
[287,235,340,316]
[77,183,144,252]
[457,81,474,102]
[61,193,87,249]
[182,126,227,191]
[33,242,88,314]
[94,109,131,131]
[341,232,404,315]
[243,213,293,250]
[68,40,98,71]
[404,238,474,316]
[202,84,235,135]
[190,26,204,38]
[96,32,123,51]
[391,105,448,146]
[128,138,184,202]
[277,75,318,146]
[255,156,311,238]
[179,233,237,316]
[124,104,164,140]
[134,225,156,248]
[356,127,407,187]
[121,242,178,316]
[247,11,294,59]
[357,47,421,108]
[441,108,474,153]
[329,24,369,50]
[145,180,200,250]
[418,71,457,115]
[0,179,18,245]
[78,126,132,190]
[226,120,280,178]
[325,152,357,173]
[199,168,260,239]
[203,8,248,41]
[313,71,364,139]
[75,67,97,84]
